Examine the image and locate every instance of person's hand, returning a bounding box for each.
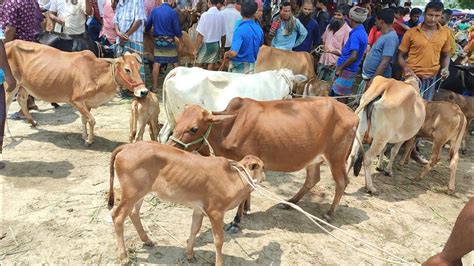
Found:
[440,68,450,80]
[118,32,128,41]
[335,67,342,77]
[403,67,416,78]
[5,75,16,93]
[56,18,65,25]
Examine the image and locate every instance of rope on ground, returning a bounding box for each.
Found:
[231,166,411,265]
[292,93,364,99]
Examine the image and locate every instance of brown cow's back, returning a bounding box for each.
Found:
[255,45,315,79]
[210,97,358,172]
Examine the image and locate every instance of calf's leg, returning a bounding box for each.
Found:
[209,212,225,266]
[416,138,442,181]
[186,209,204,260]
[111,198,138,264]
[128,198,154,246]
[384,142,403,177]
[129,101,138,143]
[17,88,37,126]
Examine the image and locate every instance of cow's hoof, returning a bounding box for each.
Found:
[84,140,93,147]
[365,187,378,195]
[446,188,455,196]
[375,166,384,173]
[143,240,155,247]
[224,223,241,234]
[323,213,333,223]
[29,121,38,127]
[119,256,130,265]
[382,170,392,177]
[461,149,467,155]
[277,203,291,210]
[51,103,61,109]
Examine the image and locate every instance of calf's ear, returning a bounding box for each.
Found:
[206,114,236,124]
[293,74,308,83]
[132,53,143,64]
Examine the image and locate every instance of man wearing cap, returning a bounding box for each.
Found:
[329,6,368,102]
[0,29,16,169]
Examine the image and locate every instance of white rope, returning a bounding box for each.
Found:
[293,93,364,99]
[231,166,410,265]
[420,76,443,95]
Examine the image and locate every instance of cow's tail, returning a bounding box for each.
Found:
[450,112,467,160]
[354,77,388,115]
[108,145,125,210]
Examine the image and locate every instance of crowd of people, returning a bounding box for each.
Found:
[0,0,473,169]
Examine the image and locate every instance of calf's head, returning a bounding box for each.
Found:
[238,155,266,184]
[167,105,235,151]
[115,52,149,98]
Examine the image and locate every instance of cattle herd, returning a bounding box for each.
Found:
[3,37,474,265]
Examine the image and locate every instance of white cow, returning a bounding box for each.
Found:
[159,67,306,143]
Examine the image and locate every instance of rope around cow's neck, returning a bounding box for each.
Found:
[232,165,410,265]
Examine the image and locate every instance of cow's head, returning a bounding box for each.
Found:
[277,69,308,96]
[113,52,148,98]
[238,155,266,184]
[167,105,235,152]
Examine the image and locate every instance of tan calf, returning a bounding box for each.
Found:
[433,89,473,152]
[351,76,426,194]
[399,101,466,193]
[108,142,265,265]
[129,92,161,143]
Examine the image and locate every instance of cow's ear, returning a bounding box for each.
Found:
[132,53,143,64]
[207,114,236,124]
[293,74,307,83]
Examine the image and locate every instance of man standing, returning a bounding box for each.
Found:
[293,0,320,52]
[359,8,398,92]
[398,1,451,163]
[405,7,422,28]
[0,29,16,169]
[193,0,226,71]
[269,1,307,51]
[224,0,263,74]
[145,0,183,92]
[220,0,241,51]
[440,9,456,57]
[315,0,330,36]
[49,0,93,35]
[317,7,351,82]
[330,6,368,101]
[114,0,147,81]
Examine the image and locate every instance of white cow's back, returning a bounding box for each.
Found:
[159,67,294,143]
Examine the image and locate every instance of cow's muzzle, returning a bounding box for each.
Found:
[134,88,149,98]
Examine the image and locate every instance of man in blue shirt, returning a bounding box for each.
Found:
[405,8,422,28]
[0,29,16,169]
[224,0,263,74]
[359,8,399,93]
[330,6,368,102]
[293,0,320,52]
[269,2,307,51]
[145,0,183,92]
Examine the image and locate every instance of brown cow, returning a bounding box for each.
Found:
[5,40,148,145]
[423,198,474,266]
[108,142,265,265]
[399,101,466,193]
[129,92,162,143]
[351,76,426,194]
[254,45,329,96]
[167,97,359,229]
[433,89,473,152]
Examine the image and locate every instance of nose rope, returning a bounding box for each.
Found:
[169,125,215,156]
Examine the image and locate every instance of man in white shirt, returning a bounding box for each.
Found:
[49,0,92,35]
[193,0,226,70]
[220,0,241,50]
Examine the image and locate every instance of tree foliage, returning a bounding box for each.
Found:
[455,0,474,10]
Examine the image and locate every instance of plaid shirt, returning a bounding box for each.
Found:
[0,0,41,41]
[113,0,146,42]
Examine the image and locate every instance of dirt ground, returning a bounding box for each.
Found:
[0,96,473,265]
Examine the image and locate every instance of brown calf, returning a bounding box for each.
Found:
[423,198,474,266]
[129,92,161,143]
[108,142,265,265]
[399,101,466,193]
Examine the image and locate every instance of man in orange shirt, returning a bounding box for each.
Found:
[398,1,451,164]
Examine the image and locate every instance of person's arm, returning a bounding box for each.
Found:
[440,51,450,79]
[145,11,154,33]
[335,50,358,76]
[398,32,415,77]
[85,0,93,16]
[49,0,65,26]
[294,19,308,47]
[0,40,16,92]
[224,28,242,59]
[4,26,16,43]
[395,19,410,31]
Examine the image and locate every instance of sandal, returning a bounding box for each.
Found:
[9,112,26,120]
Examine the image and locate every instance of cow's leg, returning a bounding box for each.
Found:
[325,162,348,221]
[363,140,388,194]
[128,198,154,246]
[111,197,136,264]
[384,142,403,177]
[225,200,246,234]
[447,142,460,194]
[209,212,225,266]
[375,145,387,172]
[416,138,442,181]
[186,209,204,260]
[129,101,138,143]
[243,195,251,214]
[16,88,37,126]
[399,138,416,166]
[71,102,96,145]
[284,163,321,207]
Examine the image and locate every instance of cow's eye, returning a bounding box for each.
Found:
[124,68,131,74]
[190,127,199,134]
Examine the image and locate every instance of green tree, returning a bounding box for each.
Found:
[456,0,474,9]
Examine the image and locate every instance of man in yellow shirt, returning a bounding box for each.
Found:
[398,1,451,164]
